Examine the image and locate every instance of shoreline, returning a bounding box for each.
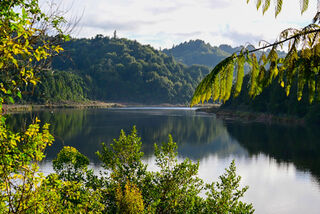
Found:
[2,101,125,114]
[197,106,305,125]
[2,102,216,114]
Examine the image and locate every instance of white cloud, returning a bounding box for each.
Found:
[44,0,319,49]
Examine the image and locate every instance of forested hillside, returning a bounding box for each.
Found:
[23,70,88,103]
[163,40,232,67]
[221,75,320,123]
[25,36,210,104]
[163,40,286,69]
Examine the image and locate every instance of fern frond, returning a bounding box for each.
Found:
[219,68,226,102]
[275,0,283,17]
[257,66,267,94]
[308,72,316,103]
[256,0,262,10]
[297,66,306,101]
[262,0,271,14]
[190,57,234,106]
[234,54,245,97]
[300,0,309,14]
[284,65,298,97]
[224,60,234,101]
[213,73,220,101]
[249,54,259,97]
[191,21,320,106]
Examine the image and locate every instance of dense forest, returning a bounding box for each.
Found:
[24,36,309,120]
[22,70,88,103]
[24,36,212,104]
[220,75,320,123]
[163,40,233,67]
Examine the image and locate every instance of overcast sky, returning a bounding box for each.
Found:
[49,0,319,49]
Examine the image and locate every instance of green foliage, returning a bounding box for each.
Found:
[97,126,147,184]
[1,1,255,213]
[151,136,204,213]
[51,36,210,104]
[53,146,90,182]
[0,0,96,213]
[23,70,88,103]
[247,0,313,17]
[220,73,320,123]
[0,0,67,103]
[162,39,231,67]
[115,181,145,214]
[43,173,105,213]
[205,160,254,213]
[191,56,235,105]
[191,0,320,107]
[95,127,254,213]
[0,114,54,213]
[191,23,320,107]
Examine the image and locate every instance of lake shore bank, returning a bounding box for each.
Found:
[2,101,125,114]
[197,106,305,125]
[2,101,216,114]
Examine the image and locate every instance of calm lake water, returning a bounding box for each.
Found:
[7,107,320,214]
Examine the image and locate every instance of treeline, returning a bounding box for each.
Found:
[22,37,290,105]
[24,35,212,104]
[163,40,232,67]
[163,39,286,69]
[23,70,88,103]
[221,75,320,123]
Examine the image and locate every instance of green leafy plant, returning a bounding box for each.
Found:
[191,0,320,106]
[205,160,254,213]
[53,146,90,182]
[96,126,254,213]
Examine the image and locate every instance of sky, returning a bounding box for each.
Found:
[46,0,319,49]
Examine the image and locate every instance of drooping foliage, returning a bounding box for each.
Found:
[220,73,320,122]
[191,22,320,106]
[248,0,312,17]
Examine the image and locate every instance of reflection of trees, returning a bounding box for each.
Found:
[225,122,320,185]
[136,111,247,159]
[8,109,246,163]
[7,109,89,139]
[7,109,90,159]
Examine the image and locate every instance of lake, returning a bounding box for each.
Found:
[7,107,320,214]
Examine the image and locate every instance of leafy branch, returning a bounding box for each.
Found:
[191,23,320,106]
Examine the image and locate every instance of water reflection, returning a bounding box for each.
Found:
[7,108,247,161]
[196,154,320,214]
[225,122,320,185]
[7,108,320,214]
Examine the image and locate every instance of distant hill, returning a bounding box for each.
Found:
[23,37,287,105]
[162,39,286,68]
[28,35,210,104]
[162,40,238,68]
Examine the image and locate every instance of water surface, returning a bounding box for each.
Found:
[8,108,320,214]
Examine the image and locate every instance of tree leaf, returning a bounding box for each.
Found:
[256,0,262,10]
[275,0,283,17]
[234,54,245,97]
[300,0,309,14]
[262,0,271,14]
